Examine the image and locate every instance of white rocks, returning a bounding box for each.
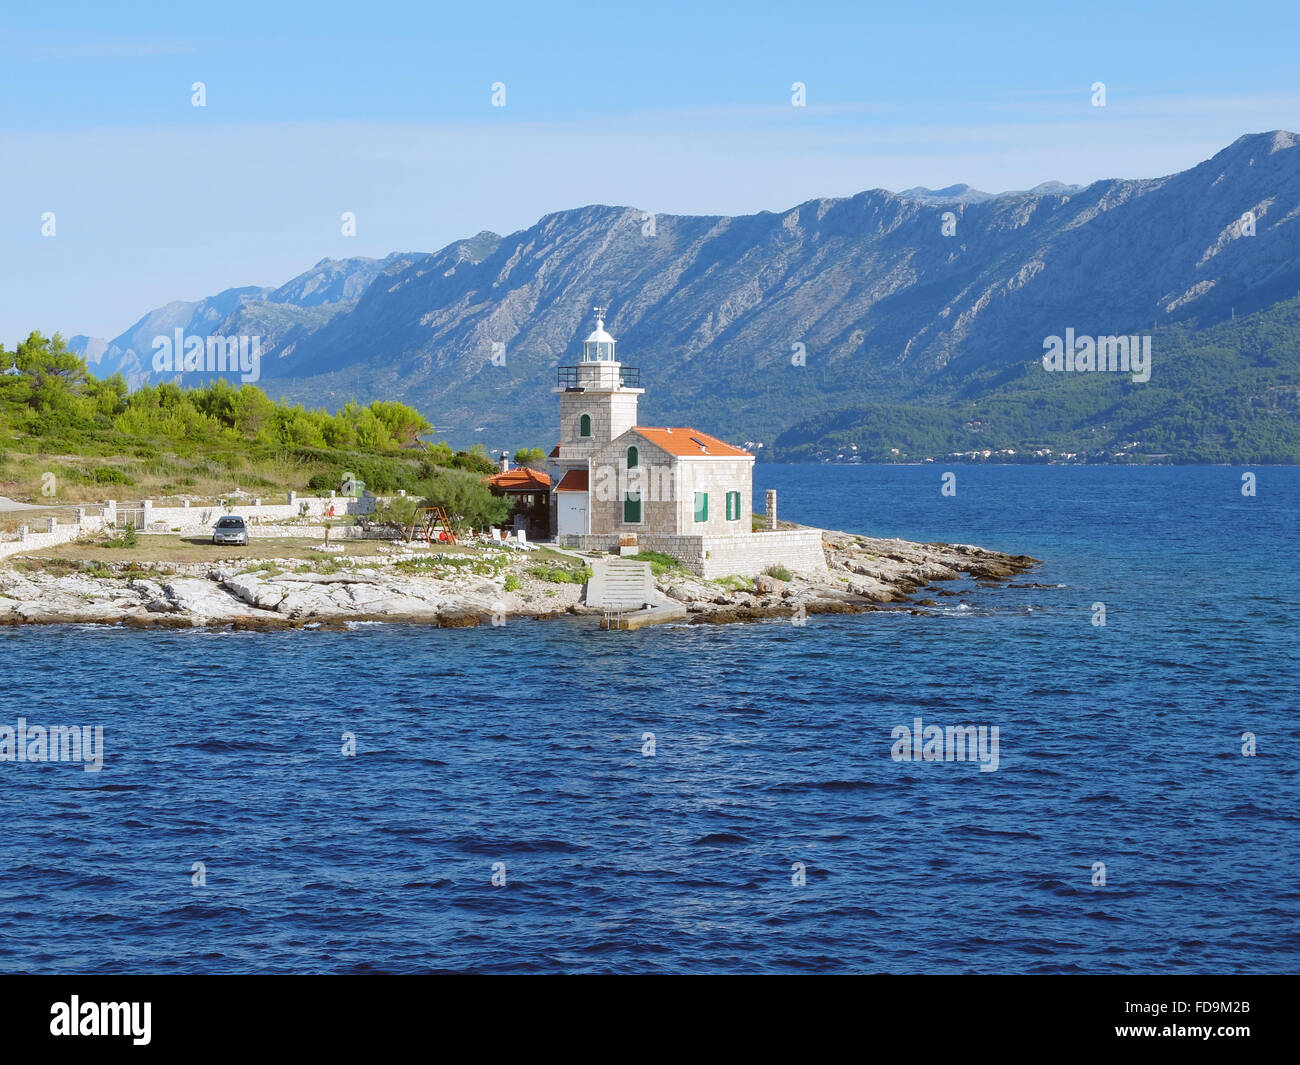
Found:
[160,578,252,619]
[0,530,1036,628]
[220,574,288,611]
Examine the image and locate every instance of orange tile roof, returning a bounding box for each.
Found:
[633,427,753,458]
[488,467,551,490]
[554,469,589,492]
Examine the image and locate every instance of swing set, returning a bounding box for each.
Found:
[407,505,458,544]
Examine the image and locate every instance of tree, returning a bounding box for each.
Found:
[513,447,548,469]
[370,494,419,535]
[367,400,432,449]
[11,332,89,413]
[451,444,497,475]
[416,468,510,533]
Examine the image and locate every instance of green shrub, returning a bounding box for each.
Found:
[91,466,133,485]
[635,549,685,577]
[102,524,138,549]
[528,563,592,584]
[763,564,794,582]
[415,467,510,533]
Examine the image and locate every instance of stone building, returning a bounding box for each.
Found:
[487,457,551,540]
[548,309,826,579]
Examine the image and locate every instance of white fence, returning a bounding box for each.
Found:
[0,492,402,560]
[0,513,110,561]
[113,493,383,534]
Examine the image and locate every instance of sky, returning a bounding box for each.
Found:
[2,0,1298,344]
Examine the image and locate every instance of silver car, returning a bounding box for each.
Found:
[212,516,249,546]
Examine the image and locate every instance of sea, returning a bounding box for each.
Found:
[1,465,1296,974]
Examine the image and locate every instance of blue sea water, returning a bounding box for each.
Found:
[1,465,1296,974]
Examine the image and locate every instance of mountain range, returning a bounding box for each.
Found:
[69,130,1300,463]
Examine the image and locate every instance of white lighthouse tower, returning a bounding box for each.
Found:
[551,307,644,536]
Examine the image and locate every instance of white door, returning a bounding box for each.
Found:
[557,492,588,537]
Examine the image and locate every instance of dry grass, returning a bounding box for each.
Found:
[16,535,399,565]
[12,534,502,566]
[0,451,304,507]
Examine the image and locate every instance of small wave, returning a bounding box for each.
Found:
[187,739,275,753]
[693,832,750,845]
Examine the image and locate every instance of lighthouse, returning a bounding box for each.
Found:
[550,307,645,537]
[543,303,826,580]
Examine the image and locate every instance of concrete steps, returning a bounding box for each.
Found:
[586,557,688,630]
[586,557,655,610]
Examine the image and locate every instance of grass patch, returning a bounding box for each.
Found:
[390,552,509,579]
[634,549,686,577]
[527,562,592,584]
[762,564,794,582]
[19,535,392,565]
[293,559,346,576]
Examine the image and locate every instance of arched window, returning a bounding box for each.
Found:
[627,445,639,468]
[579,413,591,437]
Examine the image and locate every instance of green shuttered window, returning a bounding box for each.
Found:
[694,492,708,522]
[726,491,740,521]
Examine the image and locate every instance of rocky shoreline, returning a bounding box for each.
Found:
[0,530,1037,630]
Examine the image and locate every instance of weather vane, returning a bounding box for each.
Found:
[592,303,607,321]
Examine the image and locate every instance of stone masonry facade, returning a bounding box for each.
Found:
[585,436,754,538]
[561,528,828,580]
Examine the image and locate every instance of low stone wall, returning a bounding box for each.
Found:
[0,493,411,560]
[0,515,109,561]
[138,494,379,532]
[138,524,399,541]
[558,528,828,579]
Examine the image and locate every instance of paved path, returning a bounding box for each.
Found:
[0,497,86,513]
[0,497,41,512]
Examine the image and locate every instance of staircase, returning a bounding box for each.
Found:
[586,557,655,612]
[585,557,688,630]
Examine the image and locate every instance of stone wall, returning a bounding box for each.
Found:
[691,528,827,579]
[137,493,378,532]
[557,391,640,462]
[0,495,394,559]
[558,527,827,579]
[0,513,109,561]
[584,440,754,538]
[677,458,755,536]
[586,437,677,535]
